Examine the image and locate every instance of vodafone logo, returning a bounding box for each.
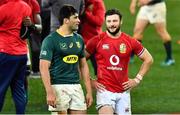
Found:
[109,55,119,66]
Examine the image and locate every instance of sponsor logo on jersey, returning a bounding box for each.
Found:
[119,43,126,53]
[110,55,119,66]
[69,42,73,48]
[102,44,109,49]
[60,43,68,50]
[76,42,81,48]
[107,55,123,71]
[63,55,78,64]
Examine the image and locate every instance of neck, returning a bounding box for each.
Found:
[106,31,122,39]
[57,25,73,36]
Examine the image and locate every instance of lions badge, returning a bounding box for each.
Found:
[119,43,126,53]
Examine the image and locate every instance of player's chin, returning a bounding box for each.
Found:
[72,28,78,32]
[109,29,117,33]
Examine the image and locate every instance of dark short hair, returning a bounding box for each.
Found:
[105,8,123,20]
[58,5,78,26]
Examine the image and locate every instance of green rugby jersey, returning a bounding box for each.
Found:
[40,32,85,84]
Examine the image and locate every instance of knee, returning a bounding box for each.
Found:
[133,28,144,40]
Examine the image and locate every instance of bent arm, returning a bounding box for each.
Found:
[33,13,42,33]
[137,48,153,78]
[130,0,138,15]
[123,49,153,90]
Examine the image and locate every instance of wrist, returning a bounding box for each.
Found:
[29,24,37,31]
[134,78,140,84]
[136,74,143,81]
[134,74,143,84]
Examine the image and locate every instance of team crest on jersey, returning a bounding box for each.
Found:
[119,43,126,53]
[76,42,81,48]
[60,43,68,50]
[69,42,73,48]
[63,55,78,64]
[102,44,109,50]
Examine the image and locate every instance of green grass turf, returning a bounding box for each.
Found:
[1,0,180,114]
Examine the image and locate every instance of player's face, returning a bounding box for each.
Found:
[68,13,80,31]
[106,14,121,35]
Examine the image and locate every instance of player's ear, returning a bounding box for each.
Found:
[64,18,69,24]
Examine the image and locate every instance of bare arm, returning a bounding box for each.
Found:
[136,48,153,77]
[33,13,42,33]
[79,57,93,108]
[85,50,91,59]
[129,0,138,15]
[39,59,56,108]
[123,49,153,90]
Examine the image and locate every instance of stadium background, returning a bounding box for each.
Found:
[1,0,180,114]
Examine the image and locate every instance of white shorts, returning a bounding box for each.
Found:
[96,90,131,115]
[137,2,166,24]
[48,84,87,112]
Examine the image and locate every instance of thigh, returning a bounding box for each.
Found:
[0,53,19,94]
[134,7,149,37]
[96,90,116,111]
[70,84,87,111]
[133,19,149,40]
[49,85,71,112]
[115,91,131,115]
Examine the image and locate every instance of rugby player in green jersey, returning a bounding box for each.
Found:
[39,5,93,115]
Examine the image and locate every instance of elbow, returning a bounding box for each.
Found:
[147,56,154,66]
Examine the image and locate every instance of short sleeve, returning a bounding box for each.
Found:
[131,39,145,57]
[39,36,54,61]
[78,34,85,58]
[32,0,40,14]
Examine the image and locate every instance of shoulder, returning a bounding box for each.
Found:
[121,32,132,40]
[43,32,56,43]
[31,0,41,12]
[19,1,31,13]
[73,32,84,41]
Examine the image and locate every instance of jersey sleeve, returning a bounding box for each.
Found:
[32,0,40,14]
[23,2,32,19]
[79,35,85,58]
[39,36,54,61]
[86,35,99,54]
[131,38,145,57]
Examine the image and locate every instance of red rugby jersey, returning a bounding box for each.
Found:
[0,0,31,55]
[86,32,144,93]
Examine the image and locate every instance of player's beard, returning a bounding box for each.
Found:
[72,26,79,32]
[107,25,120,36]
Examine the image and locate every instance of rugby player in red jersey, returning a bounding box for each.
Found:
[86,8,153,114]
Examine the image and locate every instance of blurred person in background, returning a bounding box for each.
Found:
[23,0,42,76]
[0,0,31,113]
[79,0,105,76]
[129,0,175,66]
[22,0,42,102]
